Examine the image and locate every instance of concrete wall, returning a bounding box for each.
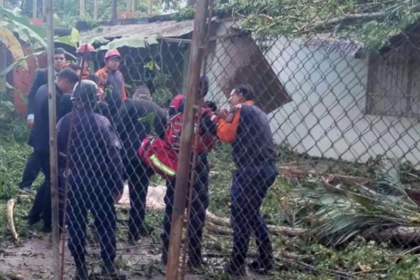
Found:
[206,33,420,164]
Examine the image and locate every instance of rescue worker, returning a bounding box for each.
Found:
[216,85,278,276]
[25,68,80,231]
[67,43,96,80]
[56,80,126,280]
[161,76,218,268]
[116,95,167,243]
[20,47,67,192]
[132,84,152,101]
[96,49,127,124]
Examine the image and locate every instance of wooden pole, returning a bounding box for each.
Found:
[93,0,98,21]
[43,0,47,20]
[132,0,138,12]
[111,0,117,23]
[0,45,6,93]
[79,0,85,19]
[45,0,60,279]
[32,0,38,19]
[148,0,153,15]
[126,0,131,12]
[165,0,209,279]
[186,0,196,7]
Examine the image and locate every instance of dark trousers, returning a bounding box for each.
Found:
[19,151,42,190]
[67,175,117,263]
[161,155,209,264]
[230,164,277,268]
[27,150,51,229]
[125,161,154,240]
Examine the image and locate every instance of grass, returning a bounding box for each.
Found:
[2,122,420,279]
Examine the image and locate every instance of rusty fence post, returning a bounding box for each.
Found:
[165,0,210,279]
[45,0,60,279]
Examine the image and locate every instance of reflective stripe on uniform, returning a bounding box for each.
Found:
[149,154,176,176]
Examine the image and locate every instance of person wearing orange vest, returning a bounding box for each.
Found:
[216,86,278,276]
[65,43,96,80]
[96,49,127,124]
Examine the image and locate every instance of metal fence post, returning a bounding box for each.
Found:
[165,0,209,279]
[45,0,60,279]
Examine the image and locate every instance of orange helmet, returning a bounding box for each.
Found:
[104,49,121,60]
[77,43,95,53]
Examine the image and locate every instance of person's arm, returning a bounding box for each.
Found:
[121,74,127,101]
[216,107,241,144]
[199,109,218,136]
[27,70,45,120]
[107,128,125,198]
[56,116,69,153]
[155,109,168,139]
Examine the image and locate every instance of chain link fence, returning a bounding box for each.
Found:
[3,1,420,279]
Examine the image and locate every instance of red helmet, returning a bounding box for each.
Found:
[104,49,121,60]
[77,43,95,53]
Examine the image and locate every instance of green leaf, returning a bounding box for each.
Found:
[98,34,158,51]
[70,28,80,46]
[138,112,157,134]
[89,37,110,45]
[0,6,46,38]
[0,50,45,76]
[10,19,47,48]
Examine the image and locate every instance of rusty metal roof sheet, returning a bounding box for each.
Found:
[81,20,194,41]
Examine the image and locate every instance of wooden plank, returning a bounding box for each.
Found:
[165,1,209,279]
[79,0,85,19]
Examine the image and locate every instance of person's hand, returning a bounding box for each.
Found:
[216,109,228,119]
[114,192,122,203]
[27,119,34,128]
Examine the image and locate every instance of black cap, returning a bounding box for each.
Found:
[71,80,98,103]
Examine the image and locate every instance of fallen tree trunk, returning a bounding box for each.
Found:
[361,226,420,244]
[278,166,370,185]
[205,210,309,237]
[7,199,19,242]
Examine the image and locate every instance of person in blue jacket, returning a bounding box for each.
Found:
[56,80,126,280]
[216,85,278,276]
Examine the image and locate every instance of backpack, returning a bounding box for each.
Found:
[165,94,217,154]
[138,135,178,179]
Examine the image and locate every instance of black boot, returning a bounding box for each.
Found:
[188,248,206,268]
[74,259,88,280]
[223,262,246,276]
[249,239,274,274]
[101,260,127,280]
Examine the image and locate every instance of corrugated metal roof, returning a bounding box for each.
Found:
[81,20,194,41]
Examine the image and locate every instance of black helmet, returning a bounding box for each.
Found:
[71,80,98,103]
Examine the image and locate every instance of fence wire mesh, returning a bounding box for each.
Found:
[4,1,420,279]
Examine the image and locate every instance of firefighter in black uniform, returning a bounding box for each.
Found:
[116,96,167,243]
[216,85,278,276]
[57,80,126,280]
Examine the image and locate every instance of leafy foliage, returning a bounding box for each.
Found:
[290,158,420,246]
[172,0,420,51]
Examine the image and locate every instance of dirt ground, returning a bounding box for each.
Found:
[0,185,267,279]
[0,186,168,280]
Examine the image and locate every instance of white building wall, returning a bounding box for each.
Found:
[206,35,420,164]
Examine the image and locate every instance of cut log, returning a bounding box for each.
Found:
[361,226,420,244]
[278,166,370,185]
[205,210,309,237]
[205,221,232,236]
[6,199,19,242]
